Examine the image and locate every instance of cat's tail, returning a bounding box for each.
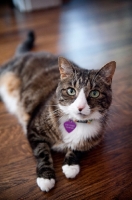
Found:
[15,30,35,56]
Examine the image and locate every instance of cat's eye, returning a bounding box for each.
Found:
[89,90,100,98]
[67,88,76,96]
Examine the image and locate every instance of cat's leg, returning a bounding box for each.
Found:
[62,150,82,179]
[28,131,55,192]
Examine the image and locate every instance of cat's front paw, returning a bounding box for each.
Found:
[62,164,80,179]
[37,177,55,192]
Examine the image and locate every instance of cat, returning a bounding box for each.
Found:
[0,31,116,192]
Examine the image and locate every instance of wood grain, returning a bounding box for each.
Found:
[0,0,132,199]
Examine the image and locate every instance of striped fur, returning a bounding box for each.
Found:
[0,33,116,192]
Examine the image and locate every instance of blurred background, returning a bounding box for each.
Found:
[0,0,132,70]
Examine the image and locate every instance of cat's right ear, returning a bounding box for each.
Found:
[97,61,116,84]
[58,57,74,79]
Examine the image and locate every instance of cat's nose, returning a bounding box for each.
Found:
[78,107,83,112]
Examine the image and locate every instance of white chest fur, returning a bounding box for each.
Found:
[57,116,101,150]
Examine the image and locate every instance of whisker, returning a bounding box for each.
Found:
[102,118,114,131]
[111,103,121,107]
[44,105,58,107]
[57,113,67,123]
[46,108,62,119]
[109,109,120,116]
[45,109,60,119]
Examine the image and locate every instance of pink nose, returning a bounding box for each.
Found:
[78,107,83,112]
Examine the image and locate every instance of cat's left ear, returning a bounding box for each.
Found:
[58,57,74,79]
[98,61,116,84]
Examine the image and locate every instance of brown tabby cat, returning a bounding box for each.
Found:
[0,32,116,192]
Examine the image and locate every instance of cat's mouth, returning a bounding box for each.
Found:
[74,109,102,121]
[76,112,89,120]
[78,113,87,116]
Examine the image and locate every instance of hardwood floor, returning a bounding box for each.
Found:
[0,0,132,199]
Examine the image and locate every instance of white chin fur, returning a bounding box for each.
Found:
[62,164,80,178]
[37,177,55,192]
[59,104,101,121]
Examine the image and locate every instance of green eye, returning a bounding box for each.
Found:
[90,90,100,98]
[67,88,76,96]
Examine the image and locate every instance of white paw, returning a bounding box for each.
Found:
[36,177,55,192]
[62,164,80,179]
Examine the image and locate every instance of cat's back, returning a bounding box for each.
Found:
[15,52,59,92]
[0,52,59,115]
[1,51,59,76]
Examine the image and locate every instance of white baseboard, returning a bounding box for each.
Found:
[13,0,62,12]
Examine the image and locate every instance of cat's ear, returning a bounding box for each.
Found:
[98,61,116,84]
[58,57,74,79]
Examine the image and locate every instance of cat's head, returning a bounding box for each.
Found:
[56,57,116,121]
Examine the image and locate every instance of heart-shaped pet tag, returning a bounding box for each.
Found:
[64,120,76,133]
